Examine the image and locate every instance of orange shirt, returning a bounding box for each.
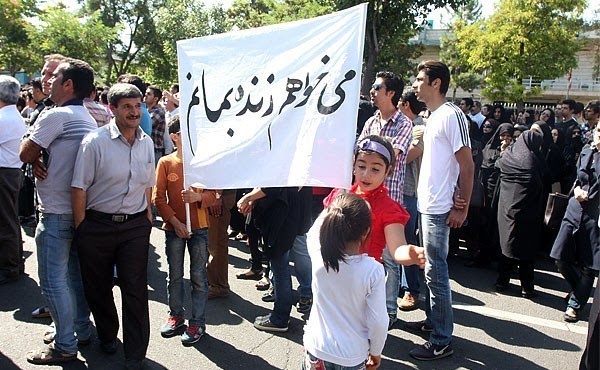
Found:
[152,153,216,230]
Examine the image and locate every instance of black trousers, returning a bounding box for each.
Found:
[580,283,599,370]
[497,254,535,291]
[0,168,22,280]
[76,213,152,361]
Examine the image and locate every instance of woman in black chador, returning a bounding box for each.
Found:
[495,130,548,298]
[550,128,600,323]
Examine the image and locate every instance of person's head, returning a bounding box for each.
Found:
[561,99,576,120]
[117,74,146,97]
[551,128,559,143]
[144,85,162,109]
[168,114,181,148]
[539,108,555,125]
[459,97,473,115]
[482,118,499,135]
[353,135,395,193]
[574,101,584,117]
[498,123,514,144]
[41,54,66,95]
[513,125,526,140]
[370,71,403,109]
[0,76,21,107]
[555,103,564,119]
[99,90,109,106]
[49,58,95,105]
[108,83,143,130]
[413,60,450,104]
[492,104,506,121]
[319,192,372,273]
[471,100,481,115]
[163,91,179,112]
[170,83,179,94]
[30,78,45,102]
[482,104,493,117]
[585,100,600,126]
[397,91,426,120]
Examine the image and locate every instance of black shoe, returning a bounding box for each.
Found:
[100,339,118,354]
[261,290,275,302]
[409,341,453,361]
[495,282,509,292]
[404,320,433,333]
[521,289,536,299]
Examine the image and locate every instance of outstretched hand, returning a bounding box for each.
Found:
[409,245,426,269]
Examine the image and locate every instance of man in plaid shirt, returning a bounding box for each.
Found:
[145,85,166,165]
[358,71,413,328]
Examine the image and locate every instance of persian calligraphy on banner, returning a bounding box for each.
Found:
[176,3,367,189]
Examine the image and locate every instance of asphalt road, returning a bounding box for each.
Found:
[0,221,593,370]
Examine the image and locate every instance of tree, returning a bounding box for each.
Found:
[227,0,335,29]
[453,0,585,107]
[335,0,469,95]
[31,6,118,79]
[86,0,165,84]
[440,0,483,100]
[144,0,230,86]
[0,0,38,75]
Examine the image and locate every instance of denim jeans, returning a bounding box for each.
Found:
[556,260,599,311]
[401,194,420,296]
[290,234,312,298]
[382,247,400,315]
[420,212,453,346]
[165,229,209,327]
[302,351,366,370]
[269,235,310,326]
[36,213,91,354]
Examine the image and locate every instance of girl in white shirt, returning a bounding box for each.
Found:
[302,193,388,370]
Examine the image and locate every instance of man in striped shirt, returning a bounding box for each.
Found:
[406,60,473,361]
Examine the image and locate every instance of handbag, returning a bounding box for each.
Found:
[544,182,577,229]
[544,193,569,229]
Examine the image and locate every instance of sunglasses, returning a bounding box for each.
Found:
[372,83,383,91]
[483,125,492,129]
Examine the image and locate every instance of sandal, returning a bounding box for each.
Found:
[255,277,271,291]
[236,269,263,280]
[31,306,51,319]
[27,345,77,364]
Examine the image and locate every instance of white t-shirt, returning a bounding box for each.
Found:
[0,105,26,168]
[303,214,388,367]
[418,102,471,215]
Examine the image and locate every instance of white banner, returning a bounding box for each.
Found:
[177,4,366,189]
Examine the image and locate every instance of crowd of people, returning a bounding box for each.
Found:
[0,54,597,370]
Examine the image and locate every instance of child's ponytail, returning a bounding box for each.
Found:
[320,193,371,272]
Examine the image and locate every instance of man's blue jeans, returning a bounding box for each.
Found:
[269,234,311,326]
[36,213,91,354]
[420,212,453,346]
[401,194,420,297]
[165,229,209,327]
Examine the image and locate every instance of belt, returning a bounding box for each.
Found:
[86,209,147,223]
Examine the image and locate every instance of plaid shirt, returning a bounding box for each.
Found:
[359,109,413,205]
[83,98,111,127]
[148,105,166,151]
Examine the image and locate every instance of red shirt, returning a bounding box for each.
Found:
[324,183,410,262]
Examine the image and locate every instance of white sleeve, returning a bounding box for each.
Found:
[30,111,63,149]
[445,107,471,154]
[365,263,388,356]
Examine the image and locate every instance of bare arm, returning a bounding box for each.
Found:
[146,187,153,222]
[19,138,43,164]
[72,188,87,228]
[384,223,425,268]
[405,144,423,165]
[446,147,474,228]
[237,187,266,216]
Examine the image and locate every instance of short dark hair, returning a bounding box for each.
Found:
[171,83,179,93]
[168,115,180,134]
[401,91,426,116]
[117,74,146,95]
[319,192,372,273]
[574,101,584,115]
[58,58,95,100]
[586,100,600,115]
[562,99,576,111]
[30,78,43,92]
[461,97,474,108]
[376,71,404,107]
[417,60,450,94]
[147,85,162,102]
[108,83,143,106]
[99,90,109,105]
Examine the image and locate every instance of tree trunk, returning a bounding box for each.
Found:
[361,30,378,96]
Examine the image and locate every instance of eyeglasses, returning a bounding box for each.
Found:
[483,125,492,129]
[372,83,383,91]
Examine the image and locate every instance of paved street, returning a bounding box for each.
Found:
[0,221,593,370]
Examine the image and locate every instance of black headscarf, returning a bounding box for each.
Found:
[534,120,553,156]
[481,118,500,144]
[498,130,544,179]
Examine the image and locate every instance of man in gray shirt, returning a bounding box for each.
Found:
[20,58,96,365]
[72,83,154,370]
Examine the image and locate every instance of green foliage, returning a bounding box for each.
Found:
[453,0,585,104]
[227,0,335,29]
[0,0,38,75]
[31,6,118,78]
[143,0,231,86]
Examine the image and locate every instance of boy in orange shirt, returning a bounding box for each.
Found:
[152,116,217,345]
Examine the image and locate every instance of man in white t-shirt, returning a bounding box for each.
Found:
[406,60,473,361]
